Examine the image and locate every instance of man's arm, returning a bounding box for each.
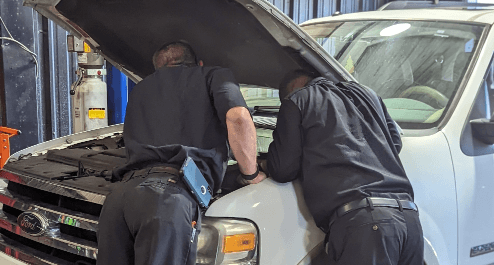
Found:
[380,98,402,153]
[267,100,303,183]
[208,68,266,184]
[226,107,266,184]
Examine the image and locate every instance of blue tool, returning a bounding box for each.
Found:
[180,157,212,208]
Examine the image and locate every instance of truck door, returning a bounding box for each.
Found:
[451,54,494,265]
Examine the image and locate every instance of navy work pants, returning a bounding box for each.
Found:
[325,207,423,265]
[97,170,201,265]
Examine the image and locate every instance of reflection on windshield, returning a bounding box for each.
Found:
[302,21,484,129]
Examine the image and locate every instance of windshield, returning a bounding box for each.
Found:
[302,20,485,129]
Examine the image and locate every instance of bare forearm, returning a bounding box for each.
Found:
[226,107,258,175]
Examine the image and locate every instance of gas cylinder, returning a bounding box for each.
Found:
[71,76,108,133]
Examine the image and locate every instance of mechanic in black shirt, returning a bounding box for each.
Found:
[97,41,266,265]
[267,70,423,264]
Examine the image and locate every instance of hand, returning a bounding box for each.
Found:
[247,171,267,184]
[258,159,268,172]
[237,171,268,186]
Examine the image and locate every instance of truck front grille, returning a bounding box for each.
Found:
[7,182,102,217]
[0,171,105,264]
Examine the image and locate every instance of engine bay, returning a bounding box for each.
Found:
[3,132,253,200]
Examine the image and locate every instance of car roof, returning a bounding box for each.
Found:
[300,9,494,25]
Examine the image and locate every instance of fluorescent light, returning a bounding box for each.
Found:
[380,23,411,37]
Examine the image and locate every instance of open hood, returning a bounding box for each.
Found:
[24,0,353,88]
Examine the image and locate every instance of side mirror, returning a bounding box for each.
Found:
[471,118,494,145]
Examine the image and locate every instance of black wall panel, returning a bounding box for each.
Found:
[0,0,75,153]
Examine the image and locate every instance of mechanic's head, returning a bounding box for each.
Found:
[278,70,316,100]
[152,41,203,69]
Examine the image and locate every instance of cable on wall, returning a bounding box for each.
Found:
[0,15,39,78]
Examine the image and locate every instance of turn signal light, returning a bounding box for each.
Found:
[222,233,256,253]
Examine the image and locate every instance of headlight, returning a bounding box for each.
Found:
[196,218,258,265]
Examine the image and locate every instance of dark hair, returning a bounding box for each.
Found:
[152,41,198,69]
[278,69,317,100]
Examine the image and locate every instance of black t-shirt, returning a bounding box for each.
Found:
[267,78,414,231]
[114,66,247,193]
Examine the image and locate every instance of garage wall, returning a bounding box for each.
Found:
[1,0,47,153]
[0,0,390,153]
[0,0,76,153]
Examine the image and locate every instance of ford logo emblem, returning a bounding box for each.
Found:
[17,212,48,236]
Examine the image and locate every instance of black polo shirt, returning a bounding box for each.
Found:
[267,78,414,231]
[114,65,247,193]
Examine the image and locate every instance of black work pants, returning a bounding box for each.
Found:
[96,170,201,265]
[325,207,423,265]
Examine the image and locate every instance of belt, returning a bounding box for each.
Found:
[122,165,180,182]
[326,197,417,231]
[336,197,417,218]
[148,166,180,176]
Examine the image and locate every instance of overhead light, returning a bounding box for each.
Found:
[380,23,411,37]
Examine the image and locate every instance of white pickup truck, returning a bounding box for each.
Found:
[0,0,348,264]
[1,1,494,265]
[300,6,494,265]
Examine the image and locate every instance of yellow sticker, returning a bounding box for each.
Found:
[344,55,355,74]
[83,42,92,53]
[88,108,105,119]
